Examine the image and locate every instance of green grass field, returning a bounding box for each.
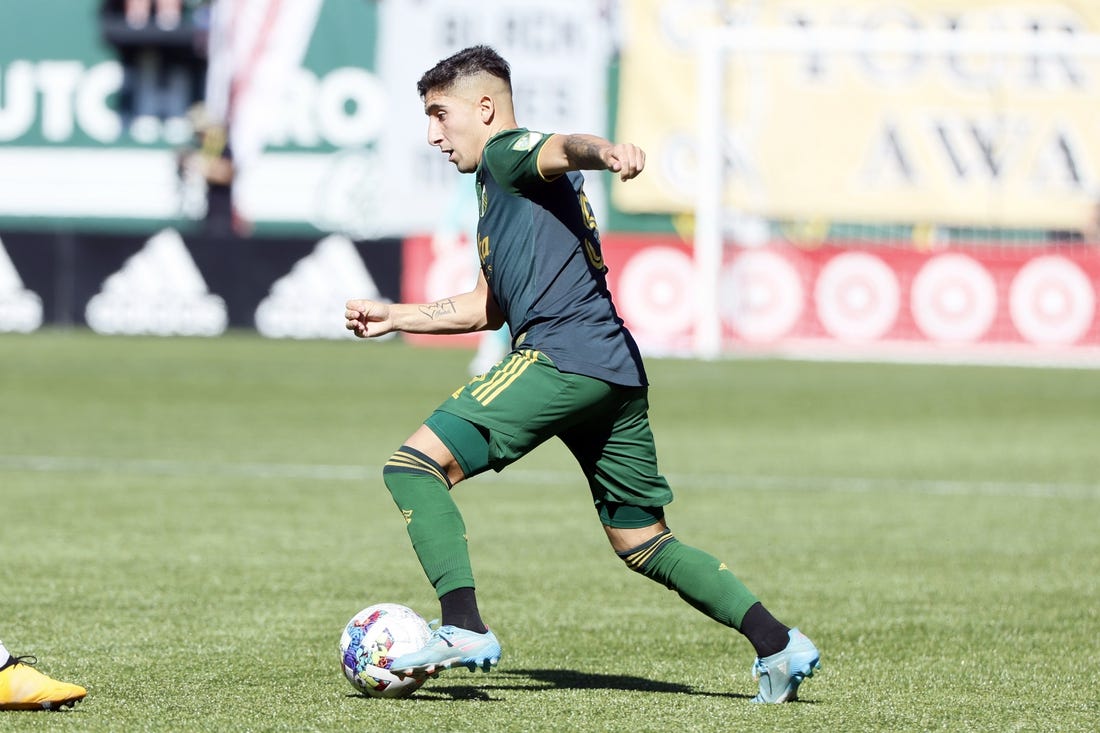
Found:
[2,330,1098,731]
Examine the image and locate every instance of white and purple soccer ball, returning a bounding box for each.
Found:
[339,603,432,699]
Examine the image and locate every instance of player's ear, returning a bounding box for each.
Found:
[479,95,494,124]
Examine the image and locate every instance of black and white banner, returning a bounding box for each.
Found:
[0,229,400,338]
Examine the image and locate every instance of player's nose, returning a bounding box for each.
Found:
[426,119,444,147]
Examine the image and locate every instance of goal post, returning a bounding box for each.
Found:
[693,26,1100,363]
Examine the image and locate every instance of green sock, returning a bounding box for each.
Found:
[383,446,474,597]
[618,530,759,628]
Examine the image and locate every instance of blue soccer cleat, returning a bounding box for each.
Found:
[751,628,821,703]
[389,624,501,679]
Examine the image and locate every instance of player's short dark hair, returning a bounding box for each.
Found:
[417,45,512,98]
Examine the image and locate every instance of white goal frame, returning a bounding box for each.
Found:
[693,27,1100,359]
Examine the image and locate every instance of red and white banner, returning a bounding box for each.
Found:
[403,234,1100,365]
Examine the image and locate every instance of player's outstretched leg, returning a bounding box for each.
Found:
[389,624,501,679]
[751,628,821,703]
[0,653,87,711]
[613,527,820,702]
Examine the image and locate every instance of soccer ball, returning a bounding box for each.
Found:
[339,603,432,698]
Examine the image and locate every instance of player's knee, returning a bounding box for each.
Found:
[616,529,677,579]
[382,445,452,494]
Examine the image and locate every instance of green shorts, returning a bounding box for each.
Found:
[424,349,673,528]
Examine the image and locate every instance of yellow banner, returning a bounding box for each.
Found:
[616,0,1100,229]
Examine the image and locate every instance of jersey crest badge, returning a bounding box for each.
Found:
[511,131,544,151]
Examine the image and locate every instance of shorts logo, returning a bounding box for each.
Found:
[470,350,539,406]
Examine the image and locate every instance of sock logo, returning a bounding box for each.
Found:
[401,510,413,524]
[85,229,227,336]
[0,236,44,333]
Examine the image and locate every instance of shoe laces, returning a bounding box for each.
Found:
[432,625,463,646]
[423,620,454,646]
[2,654,38,671]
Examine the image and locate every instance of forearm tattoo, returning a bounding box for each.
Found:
[563,135,605,168]
[419,298,457,320]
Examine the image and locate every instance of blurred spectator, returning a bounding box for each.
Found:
[99,0,210,141]
[125,0,183,30]
[177,103,247,238]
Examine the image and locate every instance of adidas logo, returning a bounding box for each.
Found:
[254,233,393,340]
[0,235,44,333]
[85,228,228,336]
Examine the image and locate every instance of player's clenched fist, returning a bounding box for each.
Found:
[605,143,645,181]
[345,299,393,338]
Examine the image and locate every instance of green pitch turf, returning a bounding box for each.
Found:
[2,330,1098,731]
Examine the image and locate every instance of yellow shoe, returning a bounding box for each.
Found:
[0,656,87,711]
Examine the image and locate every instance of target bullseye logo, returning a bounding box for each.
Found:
[911,254,997,343]
[617,246,695,337]
[720,250,803,342]
[815,252,899,341]
[1009,256,1095,345]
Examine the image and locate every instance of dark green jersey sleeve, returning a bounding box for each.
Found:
[481,129,553,195]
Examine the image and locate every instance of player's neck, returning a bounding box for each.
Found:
[487,114,519,137]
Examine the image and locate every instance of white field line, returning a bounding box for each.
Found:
[2,454,1098,500]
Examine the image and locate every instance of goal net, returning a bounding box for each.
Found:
[687,23,1100,366]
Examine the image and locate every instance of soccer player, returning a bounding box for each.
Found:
[0,639,86,711]
[344,45,820,703]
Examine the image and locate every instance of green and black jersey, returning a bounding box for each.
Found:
[475,128,647,387]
